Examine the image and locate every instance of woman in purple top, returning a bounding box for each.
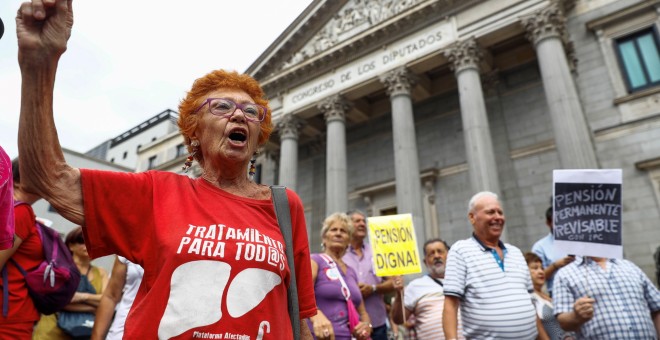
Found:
[309,213,372,340]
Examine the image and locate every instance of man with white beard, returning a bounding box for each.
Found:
[391,239,464,340]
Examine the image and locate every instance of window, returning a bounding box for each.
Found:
[380,207,397,216]
[615,28,660,92]
[148,155,157,170]
[123,151,128,159]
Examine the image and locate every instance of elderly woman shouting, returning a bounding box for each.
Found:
[15,1,316,339]
[309,213,372,340]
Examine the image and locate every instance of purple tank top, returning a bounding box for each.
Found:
[308,253,363,340]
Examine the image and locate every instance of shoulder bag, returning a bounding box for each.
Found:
[270,186,300,340]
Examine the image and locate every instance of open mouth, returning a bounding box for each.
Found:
[228,129,247,142]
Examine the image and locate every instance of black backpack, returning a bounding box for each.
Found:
[2,201,81,316]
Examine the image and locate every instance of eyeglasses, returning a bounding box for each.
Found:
[193,98,268,122]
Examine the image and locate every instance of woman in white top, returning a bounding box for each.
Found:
[91,256,144,340]
[525,252,575,340]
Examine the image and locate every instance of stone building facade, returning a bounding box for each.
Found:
[246,0,660,281]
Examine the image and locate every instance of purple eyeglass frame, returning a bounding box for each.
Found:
[193,97,268,122]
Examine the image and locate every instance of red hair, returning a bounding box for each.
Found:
[178,70,273,162]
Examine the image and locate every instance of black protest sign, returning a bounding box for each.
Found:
[553,183,622,246]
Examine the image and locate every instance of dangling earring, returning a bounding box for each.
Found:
[248,152,257,180]
[182,140,199,173]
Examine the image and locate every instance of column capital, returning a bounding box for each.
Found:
[318,94,351,123]
[276,114,304,140]
[379,67,418,97]
[522,1,577,70]
[444,38,483,75]
[522,2,567,46]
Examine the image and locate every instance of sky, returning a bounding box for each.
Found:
[0,0,313,160]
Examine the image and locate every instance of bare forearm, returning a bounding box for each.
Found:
[82,293,104,307]
[301,319,313,340]
[91,295,118,340]
[543,264,557,280]
[18,66,84,224]
[557,312,586,332]
[443,296,459,339]
[653,311,660,338]
[536,316,550,340]
[391,291,405,325]
[62,303,96,313]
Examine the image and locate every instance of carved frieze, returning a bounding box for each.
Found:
[282,0,428,69]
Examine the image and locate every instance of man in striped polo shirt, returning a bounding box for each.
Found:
[442,191,538,340]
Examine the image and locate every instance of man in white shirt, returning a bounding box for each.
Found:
[391,238,463,340]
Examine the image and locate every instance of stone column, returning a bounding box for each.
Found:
[319,95,350,215]
[257,149,278,186]
[522,2,598,169]
[380,67,426,249]
[277,114,303,190]
[445,38,501,195]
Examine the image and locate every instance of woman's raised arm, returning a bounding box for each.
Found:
[16,0,84,225]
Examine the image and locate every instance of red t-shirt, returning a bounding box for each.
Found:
[0,202,43,324]
[80,170,316,339]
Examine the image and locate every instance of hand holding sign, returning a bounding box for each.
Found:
[573,296,595,322]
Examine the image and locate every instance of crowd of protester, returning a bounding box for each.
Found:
[306,191,659,340]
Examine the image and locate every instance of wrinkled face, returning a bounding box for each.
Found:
[192,88,261,169]
[350,213,367,241]
[528,261,545,289]
[424,241,448,278]
[469,195,505,241]
[322,221,350,251]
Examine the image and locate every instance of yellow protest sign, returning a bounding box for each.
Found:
[367,214,422,276]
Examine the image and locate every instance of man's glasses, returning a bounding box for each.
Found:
[194,98,268,122]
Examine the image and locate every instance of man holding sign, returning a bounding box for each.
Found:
[554,256,660,338]
[552,168,660,339]
[343,210,397,340]
[442,191,538,340]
